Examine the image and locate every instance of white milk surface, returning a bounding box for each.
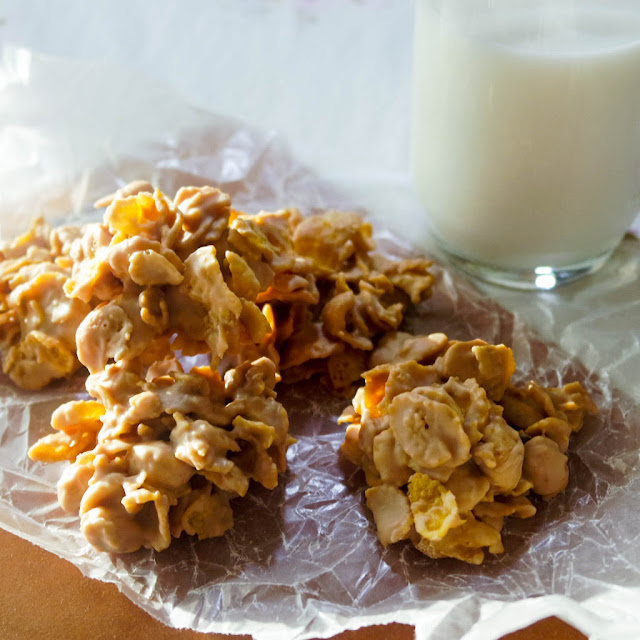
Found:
[412,0,640,269]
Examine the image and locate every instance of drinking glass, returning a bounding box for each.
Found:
[411,0,640,289]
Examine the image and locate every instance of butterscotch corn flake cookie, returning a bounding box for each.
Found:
[340,333,597,564]
[8,180,434,554]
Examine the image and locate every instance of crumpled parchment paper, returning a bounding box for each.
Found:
[1,47,640,640]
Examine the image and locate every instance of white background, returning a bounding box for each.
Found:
[0,0,414,183]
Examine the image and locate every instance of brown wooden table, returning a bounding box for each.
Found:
[0,529,586,640]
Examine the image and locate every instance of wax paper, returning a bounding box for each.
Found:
[1,47,640,640]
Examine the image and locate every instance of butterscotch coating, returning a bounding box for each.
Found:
[389,386,471,474]
[522,436,569,499]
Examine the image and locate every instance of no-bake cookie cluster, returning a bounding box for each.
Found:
[341,332,597,564]
[1,181,433,553]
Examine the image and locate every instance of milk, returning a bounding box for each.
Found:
[411,0,640,270]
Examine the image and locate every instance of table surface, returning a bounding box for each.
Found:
[0,528,587,640]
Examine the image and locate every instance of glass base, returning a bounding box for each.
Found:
[443,250,614,291]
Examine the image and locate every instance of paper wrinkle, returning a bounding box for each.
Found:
[1,48,640,640]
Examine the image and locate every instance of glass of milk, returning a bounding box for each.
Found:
[411,0,640,289]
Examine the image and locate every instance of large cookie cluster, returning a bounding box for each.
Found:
[7,181,432,553]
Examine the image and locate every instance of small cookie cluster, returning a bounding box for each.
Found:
[0,218,90,389]
[341,332,597,564]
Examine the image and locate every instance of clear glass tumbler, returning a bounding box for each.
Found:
[411,0,640,289]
